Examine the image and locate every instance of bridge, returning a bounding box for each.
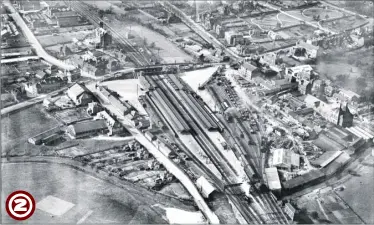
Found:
[133,62,227,77]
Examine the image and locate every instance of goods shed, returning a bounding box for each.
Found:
[265,167,282,192]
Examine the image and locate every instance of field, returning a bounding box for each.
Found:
[277,13,300,27]
[1,104,60,156]
[247,13,279,30]
[277,24,317,39]
[1,162,190,224]
[37,30,93,47]
[321,16,368,33]
[302,7,344,20]
[335,155,374,223]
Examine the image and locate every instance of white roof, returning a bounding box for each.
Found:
[289,65,313,73]
[272,148,300,168]
[320,150,343,168]
[196,176,216,198]
[265,167,282,191]
[339,89,360,99]
[304,94,322,108]
[67,83,86,99]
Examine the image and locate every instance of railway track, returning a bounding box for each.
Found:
[150,74,269,224]
[206,85,289,224]
[68,1,151,67]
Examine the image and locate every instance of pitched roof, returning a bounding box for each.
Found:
[242,62,258,71]
[45,1,67,8]
[35,70,46,79]
[265,167,281,191]
[196,176,216,198]
[67,83,87,99]
[70,119,107,135]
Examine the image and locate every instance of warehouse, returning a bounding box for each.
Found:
[265,167,282,193]
[311,150,343,168]
[272,148,300,171]
[98,86,133,116]
[66,119,108,139]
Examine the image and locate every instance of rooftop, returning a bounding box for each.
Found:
[265,167,282,191]
[241,62,258,71]
[67,83,88,99]
[69,119,107,135]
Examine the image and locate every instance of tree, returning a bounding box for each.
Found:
[150,42,156,48]
[98,9,104,19]
[143,38,147,46]
[310,211,319,219]
[325,14,329,20]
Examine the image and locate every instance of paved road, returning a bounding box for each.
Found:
[1,55,40,64]
[1,87,68,116]
[87,84,220,224]
[3,0,76,71]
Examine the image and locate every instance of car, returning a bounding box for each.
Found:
[52,33,58,36]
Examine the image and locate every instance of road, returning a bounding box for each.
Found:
[86,83,220,224]
[1,87,68,116]
[3,0,76,71]
[1,56,40,64]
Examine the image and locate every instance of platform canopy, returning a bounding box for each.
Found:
[196,176,216,198]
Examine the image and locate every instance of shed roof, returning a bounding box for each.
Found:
[67,83,87,99]
[311,150,342,168]
[196,176,216,198]
[241,62,258,72]
[265,167,282,191]
[69,119,107,135]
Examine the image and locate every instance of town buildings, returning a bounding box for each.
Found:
[66,83,93,106]
[239,62,258,79]
[304,94,354,128]
[95,110,124,135]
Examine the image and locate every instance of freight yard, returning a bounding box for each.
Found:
[1,0,374,224]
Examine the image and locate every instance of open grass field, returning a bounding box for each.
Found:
[277,13,300,27]
[1,162,171,224]
[302,7,344,20]
[1,104,60,156]
[321,16,368,33]
[248,13,279,30]
[277,24,317,39]
[335,155,374,223]
[37,30,93,47]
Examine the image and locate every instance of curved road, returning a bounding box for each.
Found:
[4,0,76,71]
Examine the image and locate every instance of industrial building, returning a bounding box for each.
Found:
[272,148,300,171]
[239,62,259,79]
[66,119,108,139]
[265,167,282,192]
